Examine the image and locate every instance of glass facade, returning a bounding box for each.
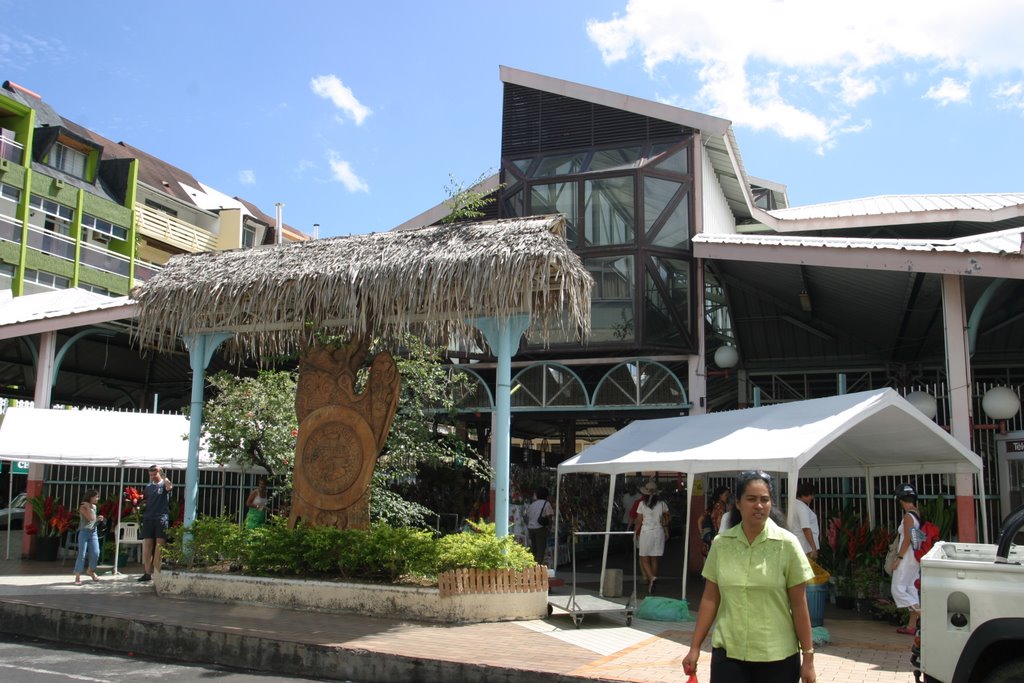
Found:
[502,137,695,352]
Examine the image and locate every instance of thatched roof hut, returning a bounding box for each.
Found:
[132,215,592,360]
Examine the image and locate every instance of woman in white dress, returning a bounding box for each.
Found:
[891,482,922,635]
[635,481,669,593]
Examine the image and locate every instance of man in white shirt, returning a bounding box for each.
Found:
[791,482,819,560]
[620,483,640,530]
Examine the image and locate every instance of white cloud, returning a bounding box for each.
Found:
[310,75,371,125]
[327,152,369,193]
[924,77,971,106]
[587,0,1024,149]
[993,81,1024,111]
[238,169,256,185]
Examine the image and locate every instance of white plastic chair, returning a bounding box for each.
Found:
[60,530,79,566]
[117,522,143,563]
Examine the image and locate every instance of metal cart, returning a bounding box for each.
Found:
[546,530,637,628]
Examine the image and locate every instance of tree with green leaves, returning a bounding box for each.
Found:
[441,171,504,224]
[200,336,489,528]
[201,369,299,494]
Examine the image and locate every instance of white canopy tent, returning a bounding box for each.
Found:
[555,389,986,598]
[0,407,262,562]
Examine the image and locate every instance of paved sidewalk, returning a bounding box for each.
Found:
[0,557,917,683]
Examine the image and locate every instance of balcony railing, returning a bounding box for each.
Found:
[26,225,76,262]
[79,239,130,278]
[133,259,163,282]
[0,137,23,164]
[137,204,218,253]
[0,213,21,244]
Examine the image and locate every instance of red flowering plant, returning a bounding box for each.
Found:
[25,495,76,537]
[122,486,144,523]
[818,505,874,595]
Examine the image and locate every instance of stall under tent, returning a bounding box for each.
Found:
[555,388,985,599]
[0,407,263,562]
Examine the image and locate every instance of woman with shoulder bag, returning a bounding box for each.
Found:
[526,487,554,565]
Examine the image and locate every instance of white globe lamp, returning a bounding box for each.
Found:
[982,386,1021,420]
[713,345,739,370]
[905,391,937,420]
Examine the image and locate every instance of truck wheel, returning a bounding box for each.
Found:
[985,659,1024,683]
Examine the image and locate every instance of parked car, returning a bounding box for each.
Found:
[0,492,26,529]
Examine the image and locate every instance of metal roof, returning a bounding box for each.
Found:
[0,289,136,340]
[694,224,1024,258]
[761,193,1024,232]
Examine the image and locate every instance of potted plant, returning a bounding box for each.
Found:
[25,495,75,561]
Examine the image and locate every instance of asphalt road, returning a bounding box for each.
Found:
[0,635,347,682]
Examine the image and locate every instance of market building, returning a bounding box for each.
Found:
[402,67,1024,543]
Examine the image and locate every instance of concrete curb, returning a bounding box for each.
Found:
[0,601,613,683]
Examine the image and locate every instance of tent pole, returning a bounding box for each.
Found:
[5,464,12,560]
[787,466,798,534]
[865,467,876,530]
[681,469,693,601]
[114,461,125,575]
[599,474,616,596]
[978,471,989,543]
[553,473,562,572]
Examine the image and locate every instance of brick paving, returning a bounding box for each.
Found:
[0,554,919,683]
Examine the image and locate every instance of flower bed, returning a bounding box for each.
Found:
[154,566,548,623]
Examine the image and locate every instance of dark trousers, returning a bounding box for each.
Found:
[528,526,549,565]
[710,647,800,683]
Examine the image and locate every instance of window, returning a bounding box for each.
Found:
[24,268,70,289]
[49,142,87,179]
[0,183,19,203]
[82,213,128,241]
[77,282,111,296]
[144,199,178,217]
[530,182,577,244]
[242,224,257,248]
[585,255,635,342]
[584,177,635,246]
[30,195,74,221]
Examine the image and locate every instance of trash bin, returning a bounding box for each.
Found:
[603,568,623,597]
[806,583,828,627]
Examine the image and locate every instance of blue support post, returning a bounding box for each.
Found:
[183,333,232,527]
[474,314,530,538]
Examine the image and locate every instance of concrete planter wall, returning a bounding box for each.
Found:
[154,569,548,623]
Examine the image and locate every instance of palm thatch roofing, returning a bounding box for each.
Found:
[132,215,592,360]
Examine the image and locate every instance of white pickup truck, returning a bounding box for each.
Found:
[916,507,1024,683]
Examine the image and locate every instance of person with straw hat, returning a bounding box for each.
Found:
[635,480,669,593]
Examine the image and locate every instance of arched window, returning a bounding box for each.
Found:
[511,362,589,410]
[593,359,689,408]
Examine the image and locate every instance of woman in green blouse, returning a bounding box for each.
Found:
[683,471,816,683]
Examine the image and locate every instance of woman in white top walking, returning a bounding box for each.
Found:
[636,481,669,593]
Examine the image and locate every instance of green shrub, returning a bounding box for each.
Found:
[435,530,535,573]
[164,515,244,568]
[172,515,534,582]
[242,518,305,575]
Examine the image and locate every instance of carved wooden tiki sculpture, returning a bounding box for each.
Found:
[289,337,400,530]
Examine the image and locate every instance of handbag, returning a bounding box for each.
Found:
[884,537,899,576]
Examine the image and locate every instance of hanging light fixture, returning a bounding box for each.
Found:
[982,386,1021,420]
[713,345,739,369]
[904,391,937,420]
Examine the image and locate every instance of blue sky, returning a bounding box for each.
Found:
[2,1,1023,238]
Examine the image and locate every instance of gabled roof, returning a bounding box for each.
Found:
[558,388,982,478]
[498,66,770,224]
